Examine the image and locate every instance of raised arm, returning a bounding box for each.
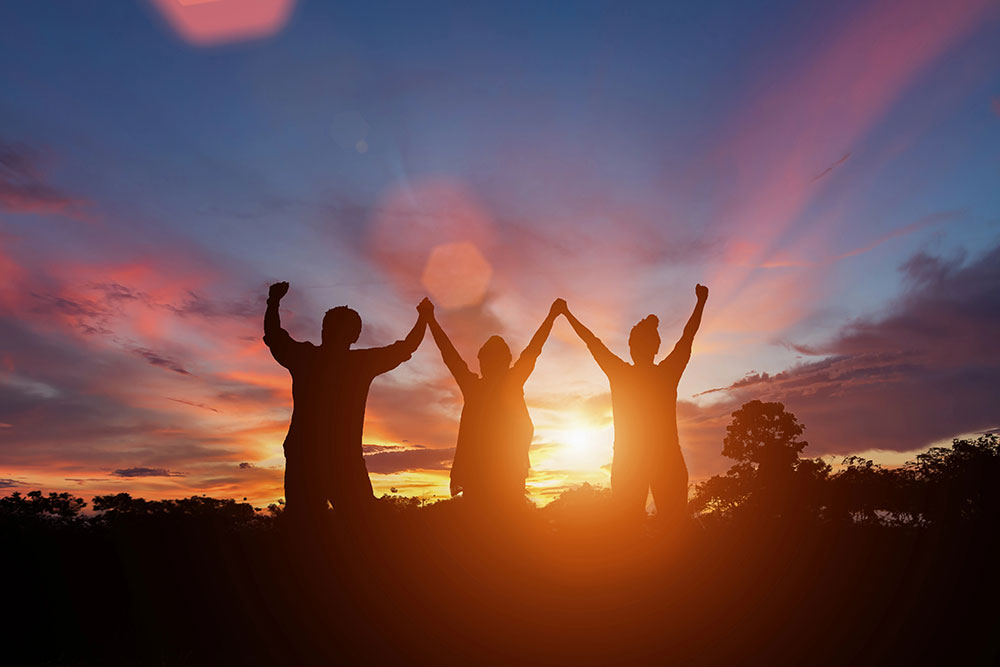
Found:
[420,299,476,390]
[511,299,564,384]
[563,304,625,376]
[263,281,305,368]
[363,300,431,376]
[400,300,429,354]
[264,281,290,342]
[662,283,708,367]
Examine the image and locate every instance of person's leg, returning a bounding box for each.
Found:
[283,444,306,512]
[649,446,689,529]
[611,446,650,521]
[329,456,375,515]
[284,446,332,529]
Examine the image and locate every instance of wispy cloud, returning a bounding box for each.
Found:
[0,141,91,219]
[812,152,851,181]
[111,467,187,478]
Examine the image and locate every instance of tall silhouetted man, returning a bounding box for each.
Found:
[562,285,708,524]
[264,282,428,516]
[421,297,562,508]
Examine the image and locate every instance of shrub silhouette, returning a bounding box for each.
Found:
[0,490,87,525]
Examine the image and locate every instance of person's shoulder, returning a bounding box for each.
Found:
[658,354,685,375]
[608,359,631,376]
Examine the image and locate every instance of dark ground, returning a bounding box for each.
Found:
[5,501,999,666]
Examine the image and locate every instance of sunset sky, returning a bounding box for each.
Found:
[1,0,998,509]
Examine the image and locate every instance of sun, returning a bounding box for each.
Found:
[535,421,613,473]
[564,428,596,454]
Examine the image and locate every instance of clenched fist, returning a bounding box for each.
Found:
[269,281,290,301]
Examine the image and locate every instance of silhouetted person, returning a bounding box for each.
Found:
[561,285,708,523]
[421,298,562,508]
[264,282,428,516]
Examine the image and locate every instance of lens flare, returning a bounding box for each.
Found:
[421,242,493,309]
[150,0,296,46]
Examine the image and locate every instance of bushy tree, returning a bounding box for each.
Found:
[692,401,829,520]
[722,400,808,472]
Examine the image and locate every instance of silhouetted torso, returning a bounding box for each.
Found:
[266,330,412,511]
[451,371,533,503]
[605,358,684,456]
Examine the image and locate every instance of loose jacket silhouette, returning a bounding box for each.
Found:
[264,282,426,514]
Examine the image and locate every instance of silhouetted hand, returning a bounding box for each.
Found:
[551,298,567,317]
[417,297,434,320]
[695,284,709,302]
[269,281,289,301]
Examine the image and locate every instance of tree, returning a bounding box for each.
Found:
[905,434,1000,524]
[722,400,807,473]
[692,401,828,520]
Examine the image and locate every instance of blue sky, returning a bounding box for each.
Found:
[1,0,998,505]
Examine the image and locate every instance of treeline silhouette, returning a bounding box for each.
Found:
[690,400,1000,527]
[4,402,999,665]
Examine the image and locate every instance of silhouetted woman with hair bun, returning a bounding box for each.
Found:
[563,285,708,524]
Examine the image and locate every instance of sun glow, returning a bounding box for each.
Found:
[535,420,614,474]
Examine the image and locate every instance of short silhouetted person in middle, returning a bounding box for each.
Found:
[264,282,428,516]
[562,285,708,524]
[420,298,563,508]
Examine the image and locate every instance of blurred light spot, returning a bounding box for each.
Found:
[355,140,369,154]
[369,178,495,297]
[330,111,370,150]
[150,0,295,46]
[421,242,492,309]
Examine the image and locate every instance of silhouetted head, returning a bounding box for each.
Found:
[628,315,660,365]
[322,306,362,347]
[478,335,512,378]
